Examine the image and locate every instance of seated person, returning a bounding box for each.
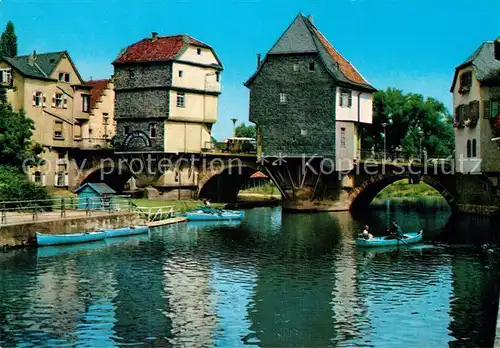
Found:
[362,225,373,240]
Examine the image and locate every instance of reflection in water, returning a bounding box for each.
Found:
[0,207,498,347]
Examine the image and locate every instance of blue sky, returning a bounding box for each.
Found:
[0,0,499,139]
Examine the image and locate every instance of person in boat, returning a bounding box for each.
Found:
[203,199,211,207]
[361,225,373,240]
[390,221,404,239]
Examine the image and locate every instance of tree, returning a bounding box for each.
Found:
[0,102,41,168]
[360,88,455,157]
[235,123,256,138]
[0,21,17,58]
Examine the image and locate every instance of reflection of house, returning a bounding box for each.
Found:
[245,14,375,170]
[0,51,115,188]
[451,38,500,173]
[112,33,223,154]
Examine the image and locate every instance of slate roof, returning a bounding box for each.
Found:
[74,182,116,195]
[2,51,83,82]
[86,79,111,110]
[450,41,500,91]
[113,34,223,68]
[245,14,375,91]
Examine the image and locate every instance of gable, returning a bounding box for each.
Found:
[268,15,317,55]
[50,53,84,84]
[176,44,221,67]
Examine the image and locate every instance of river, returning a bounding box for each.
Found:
[0,206,499,347]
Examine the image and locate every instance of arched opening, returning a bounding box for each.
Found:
[81,166,134,193]
[199,166,260,202]
[350,175,457,213]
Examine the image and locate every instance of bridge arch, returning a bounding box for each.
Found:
[198,163,260,202]
[76,164,135,193]
[348,172,459,213]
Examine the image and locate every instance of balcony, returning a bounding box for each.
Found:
[80,138,113,150]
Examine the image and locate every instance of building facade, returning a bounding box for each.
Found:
[0,51,115,188]
[85,79,116,148]
[451,39,500,174]
[112,33,223,154]
[245,14,375,171]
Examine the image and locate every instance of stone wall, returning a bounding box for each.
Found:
[114,63,172,90]
[115,90,170,119]
[0,212,139,248]
[116,119,165,152]
[248,55,336,157]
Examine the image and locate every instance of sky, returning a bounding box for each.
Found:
[0,0,499,140]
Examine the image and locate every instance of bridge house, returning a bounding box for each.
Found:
[0,51,115,188]
[451,38,500,175]
[245,13,376,171]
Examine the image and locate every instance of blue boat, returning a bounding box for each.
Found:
[36,231,106,246]
[185,208,244,221]
[104,226,149,238]
[356,230,423,247]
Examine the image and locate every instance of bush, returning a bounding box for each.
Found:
[0,165,51,210]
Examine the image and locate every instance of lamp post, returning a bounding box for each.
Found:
[381,122,388,162]
[231,118,238,137]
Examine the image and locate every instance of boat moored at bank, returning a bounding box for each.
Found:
[356,230,423,247]
[36,231,107,246]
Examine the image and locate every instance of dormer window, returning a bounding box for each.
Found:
[459,71,472,94]
[58,72,70,83]
[0,69,12,84]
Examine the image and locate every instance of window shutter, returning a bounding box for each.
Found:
[348,92,352,107]
[31,173,35,182]
[32,92,36,106]
[64,173,69,186]
[52,94,56,108]
[454,107,459,123]
[63,96,68,109]
[42,95,47,108]
[483,101,491,119]
[42,173,46,186]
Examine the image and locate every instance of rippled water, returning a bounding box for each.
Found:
[0,207,499,347]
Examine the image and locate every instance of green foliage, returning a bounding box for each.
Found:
[0,166,50,208]
[360,88,455,156]
[235,123,256,138]
[0,21,17,58]
[0,102,40,168]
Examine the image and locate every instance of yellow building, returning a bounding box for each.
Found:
[112,33,223,154]
[0,51,115,187]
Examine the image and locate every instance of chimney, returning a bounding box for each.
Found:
[28,50,37,66]
[307,14,313,23]
[152,32,159,41]
[257,53,261,68]
[495,38,500,61]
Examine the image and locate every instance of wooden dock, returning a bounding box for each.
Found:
[146,216,187,228]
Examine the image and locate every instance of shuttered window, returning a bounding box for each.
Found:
[484,101,491,119]
[74,123,81,138]
[459,71,472,93]
[340,89,352,108]
[54,121,63,138]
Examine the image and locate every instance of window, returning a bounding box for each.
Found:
[459,71,472,93]
[279,92,287,104]
[293,64,299,72]
[179,70,183,78]
[56,172,65,187]
[466,139,472,158]
[472,139,477,158]
[58,72,70,82]
[82,95,90,112]
[308,62,315,71]
[340,89,352,108]
[216,72,220,82]
[33,91,43,107]
[55,93,63,108]
[176,92,185,107]
[149,123,157,138]
[124,126,130,135]
[74,123,81,138]
[54,121,63,138]
[197,48,202,55]
[0,69,12,84]
[301,128,307,136]
[129,70,135,79]
[340,127,346,148]
[34,171,42,184]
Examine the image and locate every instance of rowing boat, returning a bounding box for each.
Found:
[185,208,244,221]
[355,230,423,247]
[36,231,106,246]
[104,225,149,238]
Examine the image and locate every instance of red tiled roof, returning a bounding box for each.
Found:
[310,26,370,86]
[113,34,210,64]
[86,79,110,110]
[250,171,268,179]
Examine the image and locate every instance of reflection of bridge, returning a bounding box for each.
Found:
[71,145,499,214]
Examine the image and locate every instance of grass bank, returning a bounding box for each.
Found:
[130,199,225,213]
[371,180,448,210]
